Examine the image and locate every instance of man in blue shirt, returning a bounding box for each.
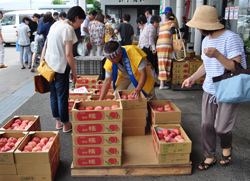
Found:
[145,7,152,25]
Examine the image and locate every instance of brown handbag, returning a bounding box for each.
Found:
[34,75,50,94]
[172,29,185,51]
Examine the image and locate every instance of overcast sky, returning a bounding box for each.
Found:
[0,0,77,10]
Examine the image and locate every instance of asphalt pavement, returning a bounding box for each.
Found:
[0,46,250,181]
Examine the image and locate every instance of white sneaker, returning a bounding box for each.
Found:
[159,86,170,90]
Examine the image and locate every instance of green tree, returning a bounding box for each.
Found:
[51,0,65,5]
[87,0,102,14]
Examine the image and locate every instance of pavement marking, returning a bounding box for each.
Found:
[0,80,35,124]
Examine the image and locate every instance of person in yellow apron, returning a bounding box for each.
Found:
[99,41,157,101]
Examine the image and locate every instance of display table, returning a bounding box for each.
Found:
[71,135,192,177]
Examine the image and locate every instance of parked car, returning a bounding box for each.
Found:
[1,10,56,44]
[237,15,250,39]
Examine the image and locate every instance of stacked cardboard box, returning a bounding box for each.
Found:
[151,125,192,164]
[172,55,205,85]
[88,94,115,101]
[118,90,147,136]
[95,80,113,90]
[71,101,123,167]
[75,75,99,89]
[148,100,181,126]
[14,131,60,181]
[0,116,41,132]
[0,132,28,181]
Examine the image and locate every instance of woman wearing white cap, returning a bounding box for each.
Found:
[182,5,247,170]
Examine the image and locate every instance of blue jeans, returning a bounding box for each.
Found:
[48,65,70,124]
[19,45,32,66]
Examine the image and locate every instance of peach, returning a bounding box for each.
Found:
[37,143,45,148]
[42,144,50,150]
[80,99,85,101]
[175,135,184,141]
[168,138,177,142]
[177,139,186,142]
[40,137,49,144]
[14,119,22,125]
[32,137,41,144]
[0,142,5,147]
[75,99,80,101]
[22,150,30,152]
[32,146,42,152]
[106,98,112,100]
[1,146,11,152]
[94,106,103,110]
[0,138,8,144]
[28,121,34,125]
[111,105,119,109]
[103,106,111,110]
[22,120,29,125]
[86,106,94,110]
[7,137,17,144]
[69,99,74,101]
[107,92,113,95]
[5,142,15,148]
[121,94,128,99]
[78,106,85,110]
[96,91,101,95]
[24,145,33,152]
[162,129,171,136]
[28,141,37,148]
[49,137,55,142]
[152,105,158,110]
[11,123,19,129]
[172,129,181,135]
[17,137,24,143]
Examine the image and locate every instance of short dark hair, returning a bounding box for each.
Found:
[150,15,161,24]
[144,7,152,15]
[201,29,218,36]
[182,16,186,21]
[104,41,120,53]
[136,15,147,25]
[33,13,40,19]
[95,13,104,24]
[53,12,59,16]
[43,13,53,23]
[59,12,67,18]
[89,10,97,16]
[165,12,175,21]
[123,14,130,22]
[22,16,31,23]
[66,6,86,23]
[105,14,111,19]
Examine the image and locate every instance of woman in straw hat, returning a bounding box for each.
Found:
[182,5,247,170]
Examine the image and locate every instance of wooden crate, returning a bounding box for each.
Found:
[71,135,192,177]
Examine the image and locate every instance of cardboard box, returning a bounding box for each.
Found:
[186,51,195,58]
[122,118,146,127]
[73,145,122,157]
[14,131,60,164]
[118,90,147,109]
[123,109,146,119]
[16,146,60,175]
[122,127,145,136]
[172,61,189,69]
[148,100,181,124]
[195,77,205,84]
[17,175,54,181]
[72,133,122,146]
[189,60,203,70]
[93,89,114,95]
[76,75,99,85]
[95,80,113,90]
[69,88,95,97]
[88,94,115,101]
[73,156,121,167]
[72,122,122,134]
[171,78,185,84]
[172,68,189,74]
[0,116,41,132]
[0,175,18,181]
[0,164,17,174]
[75,84,97,89]
[172,73,189,79]
[72,101,123,122]
[68,95,89,107]
[0,132,28,164]
[152,138,190,164]
[151,125,192,154]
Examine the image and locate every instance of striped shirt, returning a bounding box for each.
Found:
[202,30,247,95]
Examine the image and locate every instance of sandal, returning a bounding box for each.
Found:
[21,66,25,69]
[220,148,232,165]
[198,158,217,171]
[63,123,72,133]
[28,66,31,69]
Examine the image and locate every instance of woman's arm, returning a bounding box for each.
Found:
[204,47,241,71]
[40,39,47,63]
[65,40,76,84]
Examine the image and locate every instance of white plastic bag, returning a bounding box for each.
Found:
[77,42,88,56]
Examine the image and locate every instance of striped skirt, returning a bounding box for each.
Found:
[157,45,172,81]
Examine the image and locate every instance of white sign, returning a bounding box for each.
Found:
[229,7,234,20]
[225,7,229,19]
[234,6,239,19]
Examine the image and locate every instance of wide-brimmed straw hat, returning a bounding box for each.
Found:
[186,5,224,30]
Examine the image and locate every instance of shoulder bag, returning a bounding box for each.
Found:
[213,60,250,103]
[37,60,55,82]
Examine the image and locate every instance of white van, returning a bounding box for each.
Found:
[1,10,56,44]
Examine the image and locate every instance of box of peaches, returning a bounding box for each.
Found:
[148,100,181,125]
[0,116,41,132]
[71,100,123,122]
[151,125,192,154]
[14,131,60,164]
[0,132,28,164]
